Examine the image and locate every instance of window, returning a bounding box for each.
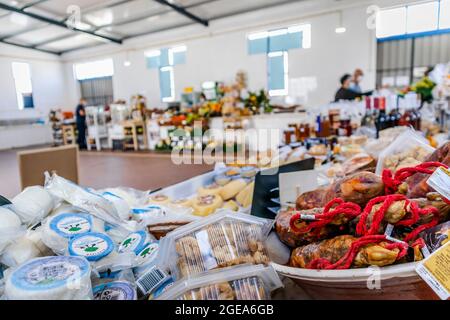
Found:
[376,7,407,38]
[248,24,310,97]
[74,59,114,106]
[439,0,450,29]
[268,52,288,96]
[74,59,114,80]
[12,62,34,109]
[406,1,439,34]
[146,45,187,102]
[377,0,450,39]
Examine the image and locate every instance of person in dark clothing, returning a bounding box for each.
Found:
[76,98,87,149]
[335,74,372,102]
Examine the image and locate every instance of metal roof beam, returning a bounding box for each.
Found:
[0,39,60,55]
[153,0,208,26]
[0,2,123,44]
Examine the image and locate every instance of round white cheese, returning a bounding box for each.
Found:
[5,256,92,300]
[0,207,23,253]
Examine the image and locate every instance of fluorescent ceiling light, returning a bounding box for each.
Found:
[335,27,346,33]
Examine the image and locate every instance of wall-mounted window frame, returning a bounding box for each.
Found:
[247,23,310,97]
[376,0,450,41]
[12,62,34,110]
[145,45,187,103]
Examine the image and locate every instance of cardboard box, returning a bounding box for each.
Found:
[17,145,79,189]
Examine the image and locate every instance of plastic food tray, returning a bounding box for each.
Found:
[157,211,273,280]
[156,264,283,300]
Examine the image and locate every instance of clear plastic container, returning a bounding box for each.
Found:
[157,211,273,280]
[375,128,435,175]
[156,264,283,300]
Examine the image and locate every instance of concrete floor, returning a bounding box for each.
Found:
[0,147,213,198]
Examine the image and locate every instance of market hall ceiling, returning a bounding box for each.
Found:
[0,0,301,56]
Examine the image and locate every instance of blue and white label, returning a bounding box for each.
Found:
[10,256,90,291]
[68,232,114,262]
[118,230,149,255]
[93,281,136,300]
[50,213,92,238]
[136,241,159,266]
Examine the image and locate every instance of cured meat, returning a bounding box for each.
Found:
[325,171,385,207]
[295,171,384,210]
[413,193,450,224]
[295,188,329,210]
[290,235,401,269]
[405,142,450,198]
[275,208,341,248]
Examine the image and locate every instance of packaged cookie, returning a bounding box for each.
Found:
[158,211,273,280]
[155,264,282,300]
[375,129,434,175]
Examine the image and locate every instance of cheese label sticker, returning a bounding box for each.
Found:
[69,232,114,262]
[50,213,92,238]
[427,167,450,201]
[136,242,159,266]
[416,242,450,300]
[93,281,136,300]
[11,256,90,291]
[118,231,147,255]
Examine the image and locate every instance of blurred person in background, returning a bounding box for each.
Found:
[76,98,87,149]
[350,68,364,93]
[335,74,373,102]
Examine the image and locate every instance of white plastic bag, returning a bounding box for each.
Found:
[0,206,26,254]
[11,186,54,226]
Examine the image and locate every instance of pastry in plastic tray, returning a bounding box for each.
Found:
[155,264,283,300]
[157,212,272,279]
[383,146,430,172]
[308,144,327,156]
[338,135,368,146]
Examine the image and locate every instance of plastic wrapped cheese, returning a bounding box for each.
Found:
[133,241,160,277]
[42,212,105,255]
[0,206,24,253]
[192,195,223,217]
[93,281,137,300]
[101,191,131,221]
[198,184,223,197]
[5,256,92,300]
[68,232,134,273]
[219,179,247,200]
[118,230,153,256]
[12,186,54,225]
[44,173,131,231]
[1,238,42,268]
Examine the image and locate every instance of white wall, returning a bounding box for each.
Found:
[61,0,385,109]
[0,44,69,120]
[0,0,417,116]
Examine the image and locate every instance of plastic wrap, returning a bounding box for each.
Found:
[118,230,154,256]
[92,269,137,300]
[42,212,105,255]
[133,241,160,278]
[157,211,273,280]
[4,256,93,300]
[156,264,283,300]
[0,206,26,254]
[375,129,435,175]
[44,173,134,231]
[67,232,134,273]
[11,186,54,226]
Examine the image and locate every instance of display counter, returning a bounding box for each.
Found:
[0,123,52,150]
